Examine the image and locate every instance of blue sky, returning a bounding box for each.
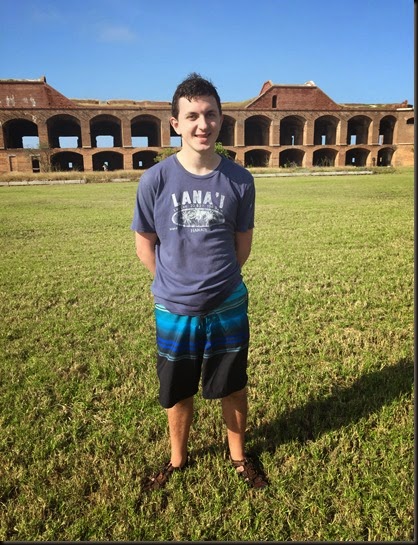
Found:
[1,0,414,106]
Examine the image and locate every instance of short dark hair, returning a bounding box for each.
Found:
[171,72,222,119]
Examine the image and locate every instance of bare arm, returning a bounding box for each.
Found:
[135,231,158,276]
[235,229,253,268]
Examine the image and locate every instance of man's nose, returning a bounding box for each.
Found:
[198,115,209,130]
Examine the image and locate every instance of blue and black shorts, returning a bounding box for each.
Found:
[154,282,249,408]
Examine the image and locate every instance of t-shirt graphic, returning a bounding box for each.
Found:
[171,190,225,230]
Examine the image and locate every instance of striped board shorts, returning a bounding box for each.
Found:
[154,282,249,408]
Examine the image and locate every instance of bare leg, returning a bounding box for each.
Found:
[221,387,247,461]
[166,396,194,467]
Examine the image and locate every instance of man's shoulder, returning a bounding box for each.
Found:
[219,157,254,186]
[139,154,177,186]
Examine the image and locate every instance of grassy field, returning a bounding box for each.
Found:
[0,168,414,541]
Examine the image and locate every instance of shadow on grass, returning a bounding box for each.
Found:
[249,357,414,454]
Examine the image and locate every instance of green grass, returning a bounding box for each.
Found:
[0,169,414,541]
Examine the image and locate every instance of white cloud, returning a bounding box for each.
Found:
[97,24,137,43]
[30,6,63,23]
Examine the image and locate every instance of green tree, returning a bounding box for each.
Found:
[154,147,177,163]
[215,141,230,159]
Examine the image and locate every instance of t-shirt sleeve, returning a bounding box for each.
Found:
[131,174,156,233]
[235,176,255,232]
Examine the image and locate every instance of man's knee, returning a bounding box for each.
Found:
[224,387,247,401]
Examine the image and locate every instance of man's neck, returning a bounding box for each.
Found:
[176,149,221,175]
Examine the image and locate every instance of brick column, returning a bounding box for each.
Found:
[270,150,280,167]
[270,119,280,146]
[234,149,245,165]
[121,118,132,148]
[123,150,133,169]
[236,119,245,146]
[83,152,93,172]
[304,120,314,145]
[336,149,346,167]
[80,119,91,148]
[0,124,4,149]
[337,119,348,145]
[370,119,380,145]
[304,148,313,167]
[37,121,49,148]
[161,119,172,147]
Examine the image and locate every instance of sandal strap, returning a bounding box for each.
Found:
[144,458,188,491]
[231,457,268,489]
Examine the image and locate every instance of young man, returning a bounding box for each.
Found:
[131,73,267,490]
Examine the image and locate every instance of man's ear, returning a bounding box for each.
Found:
[170,117,181,135]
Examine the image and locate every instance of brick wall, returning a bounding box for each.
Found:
[248,86,341,111]
[0,79,76,109]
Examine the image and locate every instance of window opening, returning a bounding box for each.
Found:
[59,136,78,148]
[170,136,182,147]
[9,155,17,171]
[31,157,40,172]
[96,135,114,148]
[272,96,277,108]
[132,136,149,147]
[23,136,40,149]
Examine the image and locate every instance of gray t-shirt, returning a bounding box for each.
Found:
[131,154,255,315]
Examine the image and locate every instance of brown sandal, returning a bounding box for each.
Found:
[231,456,268,489]
[143,458,188,491]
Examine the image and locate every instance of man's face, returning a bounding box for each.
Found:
[170,95,223,155]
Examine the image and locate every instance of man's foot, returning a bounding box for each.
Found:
[231,456,268,489]
[142,459,188,491]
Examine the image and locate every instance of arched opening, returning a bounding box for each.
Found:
[345,148,370,167]
[244,115,271,146]
[47,114,82,148]
[244,149,271,167]
[218,115,236,146]
[90,115,122,148]
[225,149,236,161]
[313,115,338,145]
[347,115,371,145]
[313,148,338,167]
[279,148,304,167]
[378,115,396,145]
[133,150,158,169]
[377,147,394,166]
[92,151,124,171]
[51,151,84,171]
[131,115,161,147]
[280,115,305,146]
[3,118,39,149]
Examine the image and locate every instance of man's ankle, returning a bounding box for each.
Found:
[170,453,188,468]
